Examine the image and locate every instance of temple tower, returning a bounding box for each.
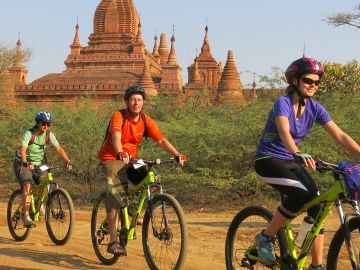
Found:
[15,0,183,101]
[9,38,28,85]
[217,49,243,102]
[161,31,183,94]
[185,25,221,98]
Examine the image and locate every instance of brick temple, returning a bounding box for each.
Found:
[11,0,248,102]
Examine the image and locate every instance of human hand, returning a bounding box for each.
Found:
[66,161,73,170]
[116,151,130,164]
[293,152,316,170]
[175,153,187,166]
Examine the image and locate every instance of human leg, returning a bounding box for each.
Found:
[13,161,36,227]
[254,158,313,264]
[102,161,128,255]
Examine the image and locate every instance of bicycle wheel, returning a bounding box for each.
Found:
[45,188,74,245]
[91,192,120,265]
[225,205,288,270]
[327,216,360,270]
[142,193,188,270]
[7,189,31,241]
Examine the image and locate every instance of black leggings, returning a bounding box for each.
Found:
[255,157,320,220]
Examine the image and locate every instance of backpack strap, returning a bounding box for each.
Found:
[119,109,148,139]
[28,127,50,146]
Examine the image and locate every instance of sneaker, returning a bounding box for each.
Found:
[23,216,36,228]
[308,264,326,270]
[255,232,276,265]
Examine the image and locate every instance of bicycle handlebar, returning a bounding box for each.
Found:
[130,158,179,168]
[315,159,339,173]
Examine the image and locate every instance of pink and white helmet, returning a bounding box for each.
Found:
[285,57,324,83]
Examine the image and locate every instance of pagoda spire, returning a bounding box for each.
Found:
[200,24,211,55]
[70,21,81,56]
[13,36,23,69]
[192,58,201,84]
[158,32,169,65]
[153,33,159,55]
[138,58,157,96]
[167,25,177,65]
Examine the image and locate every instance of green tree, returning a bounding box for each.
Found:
[318,60,360,95]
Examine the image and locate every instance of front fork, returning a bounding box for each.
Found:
[336,199,360,269]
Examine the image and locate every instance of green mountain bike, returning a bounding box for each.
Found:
[7,164,74,245]
[225,159,360,270]
[91,158,188,269]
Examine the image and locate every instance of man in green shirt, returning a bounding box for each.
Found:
[13,111,72,228]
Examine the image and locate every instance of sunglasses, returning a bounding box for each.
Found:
[301,77,321,86]
[41,122,51,127]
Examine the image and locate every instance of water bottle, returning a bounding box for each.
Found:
[294,216,314,248]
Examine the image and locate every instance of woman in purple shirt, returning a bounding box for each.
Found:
[254,57,360,270]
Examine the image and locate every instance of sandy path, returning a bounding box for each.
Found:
[0,200,351,270]
[0,202,237,270]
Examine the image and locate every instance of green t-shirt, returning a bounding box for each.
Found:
[15,130,59,165]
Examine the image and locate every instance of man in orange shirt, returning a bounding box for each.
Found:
[98,85,186,255]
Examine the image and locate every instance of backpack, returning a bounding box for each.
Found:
[100,109,148,149]
[15,127,51,162]
[28,127,51,146]
[338,161,360,200]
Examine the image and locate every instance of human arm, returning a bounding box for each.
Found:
[276,115,316,169]
[19,146,35,170]
[323,120,360,156]
[54,145,72,169]
[112,132,130,164]
[155,138,186,166]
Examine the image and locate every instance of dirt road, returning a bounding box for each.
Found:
[0,200,348,270]
[0,202,238,270]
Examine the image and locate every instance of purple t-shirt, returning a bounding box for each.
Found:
[255,94,332,160]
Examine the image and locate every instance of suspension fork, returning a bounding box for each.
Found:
[336,199,359,268]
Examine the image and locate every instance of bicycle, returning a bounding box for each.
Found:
[7,164,75,245]
[225,158,360,270]
[91,158,188,269]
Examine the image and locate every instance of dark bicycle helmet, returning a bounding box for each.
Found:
[124,85,146,100]
[127,164,148,185]
[35,111,53,123]
[285,57,324,84]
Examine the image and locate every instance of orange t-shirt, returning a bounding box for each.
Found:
[98,110,164,162]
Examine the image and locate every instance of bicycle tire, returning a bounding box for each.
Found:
[327,216,360,270]
[45,188,74,245]
[7,189,31,241]
[225,205,288,270]
[142,193,188,270]
[91,192,120,265]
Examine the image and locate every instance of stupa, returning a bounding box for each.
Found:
[216,49,243,102]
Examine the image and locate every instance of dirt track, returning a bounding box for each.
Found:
[0,202,238,270]
[0,199,350,270]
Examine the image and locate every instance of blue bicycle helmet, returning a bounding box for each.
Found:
[124,85,146,100]
[35,111,53,123]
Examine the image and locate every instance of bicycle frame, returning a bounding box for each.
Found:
[29,170,57,222]
[282,174,359,269]
[120,170,157,240]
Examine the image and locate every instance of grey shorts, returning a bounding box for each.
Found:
[13,160,46,187]
[101,160,131,212]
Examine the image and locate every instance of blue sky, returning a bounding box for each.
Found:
[1,0,360,87]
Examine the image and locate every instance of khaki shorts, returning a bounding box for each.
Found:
[13,160,46,187]
[101,160,131,211]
